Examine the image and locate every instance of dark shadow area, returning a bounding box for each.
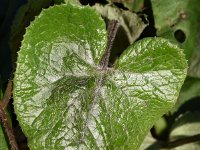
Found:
[113,2,128,10]
[174,29,186,43]
[79,0,107,6]
[138,0,156,38]
[174,97,200,118]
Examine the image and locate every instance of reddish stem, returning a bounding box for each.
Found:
[1,80,13,108]
[99,20,119,69]
[0,104,19,150]
[0,81,19,150]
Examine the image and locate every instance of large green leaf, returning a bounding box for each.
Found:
[13,4,187,150]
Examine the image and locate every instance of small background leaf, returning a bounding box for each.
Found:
[188,29,200,78]
[151,0,200,60]
[64,0,81,5]
[170,111,200,149]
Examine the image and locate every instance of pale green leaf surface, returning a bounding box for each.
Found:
[64,0,81,5]
[14,4,187,150]
[152,0,200,60]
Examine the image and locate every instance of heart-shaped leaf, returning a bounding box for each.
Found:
[13,4,187,150]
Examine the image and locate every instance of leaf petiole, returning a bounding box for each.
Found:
[99,20,119,69]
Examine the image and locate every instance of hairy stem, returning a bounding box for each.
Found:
[0,81,18,150]
[78,20,119,147]
[99,20,119,69]
[0,104,19,150]
[1,80,12,108]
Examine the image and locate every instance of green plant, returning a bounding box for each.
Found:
[0,0,200,150]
